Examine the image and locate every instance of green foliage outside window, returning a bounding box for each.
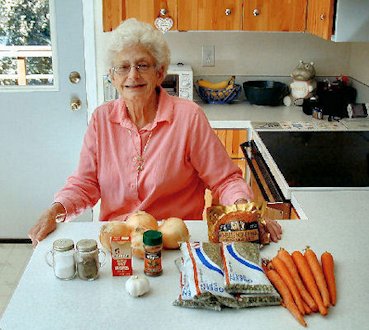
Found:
[0,0,53,85]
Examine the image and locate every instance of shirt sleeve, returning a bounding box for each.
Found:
[53,112,101,219]
[187,107,253,205]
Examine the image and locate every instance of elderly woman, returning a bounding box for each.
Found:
[29,18,281,245]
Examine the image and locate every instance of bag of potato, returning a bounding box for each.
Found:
[206,202,270,245]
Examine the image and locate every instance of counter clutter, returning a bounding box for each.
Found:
[42,205,337,327]
[2,190,369,330]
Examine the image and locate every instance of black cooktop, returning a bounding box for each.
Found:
[257,131,369,188]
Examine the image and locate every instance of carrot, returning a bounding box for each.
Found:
[303,301,312,315]
[277,248,318,312]
[304,247,330,308]
[321,251,336,306]
[272,257,305,315]
[265,268,307,327]
[292,251,328,316]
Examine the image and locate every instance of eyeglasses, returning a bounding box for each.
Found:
[112,63,154,76]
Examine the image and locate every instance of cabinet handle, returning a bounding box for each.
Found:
[320,14,326,20]
[225,8,231,16]
[160,8,167,16]
[253,9,260,16]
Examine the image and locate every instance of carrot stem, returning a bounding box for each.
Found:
[292,251,328,316]
[321,251,337,306]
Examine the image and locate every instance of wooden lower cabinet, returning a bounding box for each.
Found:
[203,129,247,218]
[290,206,300,220]
[213,128,248,177]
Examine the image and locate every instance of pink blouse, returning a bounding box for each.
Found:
[54,89,253,221]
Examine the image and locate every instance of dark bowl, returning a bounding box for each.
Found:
[243,80,289,106]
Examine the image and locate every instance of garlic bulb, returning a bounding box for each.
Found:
[125,275,150,297]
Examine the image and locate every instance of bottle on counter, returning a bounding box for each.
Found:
[75,239,106,281]
[46,239,76,280]
[143,230,163,277]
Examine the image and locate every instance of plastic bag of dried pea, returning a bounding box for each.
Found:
[222,242,276,295]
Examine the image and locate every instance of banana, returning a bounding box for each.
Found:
[197,75,235,89]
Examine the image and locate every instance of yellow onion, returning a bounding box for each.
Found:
[130,226,146,259]
[99,221,131,252]
[158,217,190,250]
[126,211,158,232]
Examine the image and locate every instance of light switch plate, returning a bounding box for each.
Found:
[202,45,215,67]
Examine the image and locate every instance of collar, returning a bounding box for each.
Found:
[108,87,174,131]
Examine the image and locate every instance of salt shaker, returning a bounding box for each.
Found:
[46,239,76,280]
[75,239,106,281]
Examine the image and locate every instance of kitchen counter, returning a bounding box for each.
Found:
[201,102,315,128]
[2,190,369,330]
[200,101,369,130]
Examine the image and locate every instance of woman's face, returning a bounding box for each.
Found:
[110,44,164,104]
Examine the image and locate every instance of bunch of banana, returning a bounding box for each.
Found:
[197,75,235,90]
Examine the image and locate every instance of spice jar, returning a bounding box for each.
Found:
[46,239,76,280]
[143,230,163,276]
[75,239,106,281]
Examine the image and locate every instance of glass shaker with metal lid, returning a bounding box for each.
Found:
[46,238,76,280]
[75,239,106,280]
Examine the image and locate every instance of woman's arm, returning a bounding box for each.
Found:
[187,108,253,205]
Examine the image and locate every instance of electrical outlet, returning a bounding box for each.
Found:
[202,45,215,67]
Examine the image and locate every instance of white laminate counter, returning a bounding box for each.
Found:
[201,101,369,130]
[201,102,313,128]
[1,190,369,330]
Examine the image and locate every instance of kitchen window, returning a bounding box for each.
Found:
[0,0,54,87]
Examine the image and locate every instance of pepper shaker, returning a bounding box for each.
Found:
[75,239,106,280]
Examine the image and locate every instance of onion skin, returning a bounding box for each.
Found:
[99,221,131,252]
[130,227,146,259]
[158,217,190,250]
[126,211,158,232]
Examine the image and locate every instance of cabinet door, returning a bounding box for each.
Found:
[103,0,177,32]
[178,0,243,30]
[306,0,335,40]
[214,129,248,177]
[243,0,307,31]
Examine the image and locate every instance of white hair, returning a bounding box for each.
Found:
[106,18,171,75]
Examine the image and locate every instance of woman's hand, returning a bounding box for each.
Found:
[28,203,66,247]
[264,219,282,242]
[234,198,282,242]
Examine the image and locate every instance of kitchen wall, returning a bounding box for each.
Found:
[93,0,368,105]
[348,43,369,85]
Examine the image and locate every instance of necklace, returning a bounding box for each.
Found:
[128,130,153,173]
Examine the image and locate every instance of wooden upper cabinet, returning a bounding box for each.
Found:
[178,0,243,30]
[306,0,335,40]
[103,0,125,32]
[103,0,178,32]
[243,0,307,32]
